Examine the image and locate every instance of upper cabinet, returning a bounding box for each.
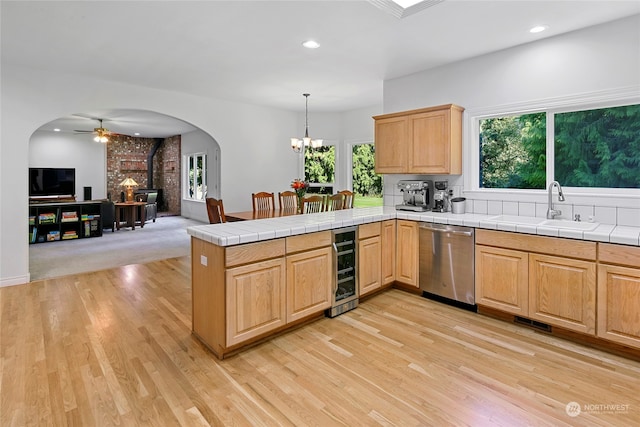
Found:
[373,104,464,174]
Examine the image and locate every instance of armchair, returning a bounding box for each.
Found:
[135,191,158,223]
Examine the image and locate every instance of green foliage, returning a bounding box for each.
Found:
[479,113,546,189]
[352,144,382,197]
[354,196,383,208]
[304,146,335,183]
[555,104,640,188]
[480,104,640,190]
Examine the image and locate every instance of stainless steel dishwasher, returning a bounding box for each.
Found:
[419,223,476,310]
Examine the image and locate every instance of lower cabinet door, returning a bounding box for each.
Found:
[529,253,596,335]
[226,258,286,347]
[396,220,419,287]
[359,236,382,297]
[381,220,396,285]
[597,264,640,349]
[475,245,529,316]
[286,247,333,323]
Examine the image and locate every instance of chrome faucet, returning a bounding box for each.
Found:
[546,181,565,219]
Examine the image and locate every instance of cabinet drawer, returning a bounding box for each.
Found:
[599,243,640,267]
[225,239,285,268]
[359,222,381,240]
[286,231,331,253]
[476,229,596,261]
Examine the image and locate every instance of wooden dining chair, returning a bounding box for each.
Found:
[338,190,354,209]
[325,193,344,211]
[278,191,298,212]
[252,192,275,212]
[205,197,226,224]
[302,195,324,214]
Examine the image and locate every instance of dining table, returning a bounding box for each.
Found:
[225,209,298,222]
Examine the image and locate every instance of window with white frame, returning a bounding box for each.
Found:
[184,153,207,201]
[304,144,336,194]
[476,102,640,191]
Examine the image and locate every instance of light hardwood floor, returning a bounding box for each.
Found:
[2,256,639,426]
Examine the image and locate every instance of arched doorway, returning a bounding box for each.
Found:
[28,109,221,280]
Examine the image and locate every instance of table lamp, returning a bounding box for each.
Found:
[119,177,139,202]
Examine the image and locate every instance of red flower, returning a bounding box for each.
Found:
[291,179,309,197]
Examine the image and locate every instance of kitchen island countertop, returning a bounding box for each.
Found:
[187,206,640,247]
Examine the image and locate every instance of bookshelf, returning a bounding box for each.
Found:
[29,201,102,244]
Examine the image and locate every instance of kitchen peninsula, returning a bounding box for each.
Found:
[187,206,640,359]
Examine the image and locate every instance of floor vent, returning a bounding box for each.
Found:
[514,316,552,332]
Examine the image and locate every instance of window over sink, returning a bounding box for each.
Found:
[474,97,640,194]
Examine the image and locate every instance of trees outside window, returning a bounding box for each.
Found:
[555,104,640,188]
[304,145,335,193]
[479,113,546,189]
[477,103,639,190]
[351,143,382,207]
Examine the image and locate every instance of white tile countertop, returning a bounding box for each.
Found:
[186,206,640,247]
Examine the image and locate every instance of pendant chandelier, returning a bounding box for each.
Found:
[291,93,322,153]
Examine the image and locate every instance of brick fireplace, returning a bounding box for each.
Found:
[106,135,181,214]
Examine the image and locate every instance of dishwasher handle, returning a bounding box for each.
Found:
[419,223,474,237]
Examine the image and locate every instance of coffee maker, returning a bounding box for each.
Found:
[395,180,433,212]
[432,181,450,212]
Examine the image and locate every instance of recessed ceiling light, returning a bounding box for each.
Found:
[530,25,548,34]
[134,132,140,136]
[53,128,61,132]
[302,40,320,49]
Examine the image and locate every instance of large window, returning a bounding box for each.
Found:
[304,145,335,194]
[477,103,640,190]
[184,153,207,201]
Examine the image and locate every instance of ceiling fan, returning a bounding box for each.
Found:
[74,118,118,143]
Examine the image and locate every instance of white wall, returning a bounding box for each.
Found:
[382,15,640,217]
[180,129,221,223]
[0,65,376,286]
[0,65,300,285]
[29,131,107,200]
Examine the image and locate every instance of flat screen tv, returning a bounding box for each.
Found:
[29,167,76,197]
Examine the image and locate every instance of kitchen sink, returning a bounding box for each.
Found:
[488,215,545,225]
[539,219,600,231]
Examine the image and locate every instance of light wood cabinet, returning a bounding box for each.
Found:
[597,243,640,349]
[475,245,529,316]
[192,231,332,358]
[358,222,382,297]
[528,253,596,335]
[373,115,407,173]
[475,230,596,335]
[381,220,396,285]
[286,246,332,322]
[286,231,333,323]
[396,220,419,288]
[373,104,464,174]
[226,258,286,346]
[359,221,396,297]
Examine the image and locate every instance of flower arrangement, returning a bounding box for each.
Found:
[291,179,309,213]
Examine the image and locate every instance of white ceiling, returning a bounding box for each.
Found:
[3,0,639,137]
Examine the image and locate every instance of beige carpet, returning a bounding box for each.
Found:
[29,215,206,281]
